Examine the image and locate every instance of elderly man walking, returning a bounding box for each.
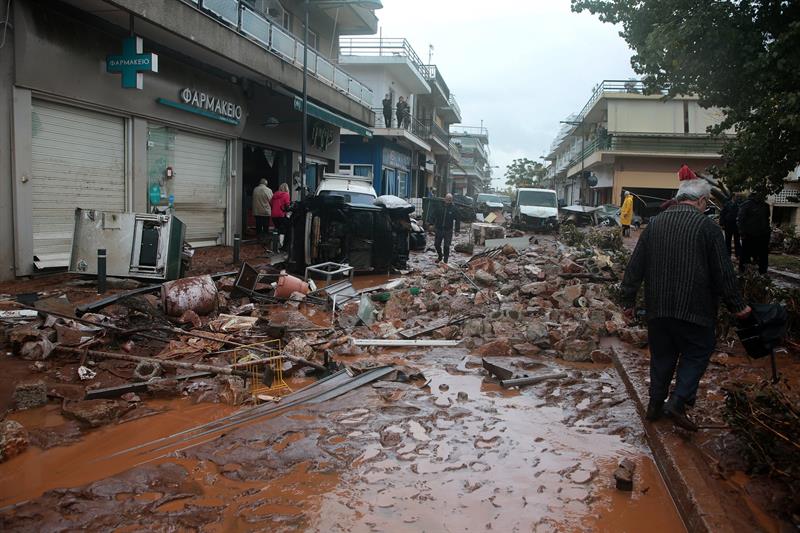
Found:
[621,179,751,431]
[252,179,273,243]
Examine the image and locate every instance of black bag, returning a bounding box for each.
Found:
[736,303,787,358]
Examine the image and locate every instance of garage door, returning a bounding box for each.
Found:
[31,100,126,267]
[172,131,228,246]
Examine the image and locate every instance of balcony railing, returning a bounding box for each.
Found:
[421,119,449,147]
[576,79,671,122]
[421,65,451,100]
[451,126,489,142]
[565,133,727,170]
[446,93,462,121]
[448,141,461,161]
[184,0,373,106]
[339,37,428,79]
[371,107,427,138]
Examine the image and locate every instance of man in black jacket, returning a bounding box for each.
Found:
[382,93,392,128]
[622,179,751,431]
[434,194,457,263]
[719,196,741,259]
[737,192,771,274]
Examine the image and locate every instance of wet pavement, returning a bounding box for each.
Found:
[0,346,684,531]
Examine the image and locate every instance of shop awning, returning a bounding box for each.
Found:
[292,96,372,138]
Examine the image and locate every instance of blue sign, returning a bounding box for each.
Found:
[106,36,158,90]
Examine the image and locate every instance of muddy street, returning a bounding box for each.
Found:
[0,347,682,532]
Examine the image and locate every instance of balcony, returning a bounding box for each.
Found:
[564,133,728,174]
[451,126,489,144]
[179,0,374,107]
[448,140,461,162]
[421,119,450,154]
[338,37,431,94]
[369,108,431,151]
[439,93,461,124]
[576,79,671,122]
[421,65,450,106]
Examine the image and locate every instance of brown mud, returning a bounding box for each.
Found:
[0,346,685,532]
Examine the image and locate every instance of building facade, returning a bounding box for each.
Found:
[337,37,461,198]
[545,80,728,215]
[0,0,379,279]
[450,127,491,198]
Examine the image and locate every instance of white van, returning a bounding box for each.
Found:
[512,188,559,231]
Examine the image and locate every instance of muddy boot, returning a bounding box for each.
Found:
[645,400,664,421]
[664,403,698,432]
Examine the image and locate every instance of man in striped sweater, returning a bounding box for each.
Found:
[621,179,751,431]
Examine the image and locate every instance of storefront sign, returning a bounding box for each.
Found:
[382,148,411,170]
[106,36,158,90]
[310,120,335,151]
[179,88,243,121]
[156,89,242,125]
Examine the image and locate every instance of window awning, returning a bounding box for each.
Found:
[292,97,372,138]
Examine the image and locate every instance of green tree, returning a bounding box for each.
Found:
[571,0,800,193]
[505,158,548,188]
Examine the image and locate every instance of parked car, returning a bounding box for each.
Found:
[512,188,559,231]
[286,174,414,274]
[476,193,511,214]
[596,204,643,228]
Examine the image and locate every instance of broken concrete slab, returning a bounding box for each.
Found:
[62,399,128,428]
[0,420,29,462]
[14,381,48,410]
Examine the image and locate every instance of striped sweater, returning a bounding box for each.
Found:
[621,204,746,327]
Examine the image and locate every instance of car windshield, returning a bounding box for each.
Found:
[517,191,557,208]
[477,194,510,205]
[317,190,376,206]
[597,204,619,215]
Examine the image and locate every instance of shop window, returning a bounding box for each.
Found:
[340,164,374,179]
[398,171,409,198]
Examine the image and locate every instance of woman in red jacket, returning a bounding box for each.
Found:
[270,182,291,250]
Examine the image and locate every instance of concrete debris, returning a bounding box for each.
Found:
[161,275,219,317]
[454,242,475,255]
[613,458,637,491]
[78,366,97,381]
[0,420,29,463]
[284,337,314,360]
[14,381,48,410]
[62,399,128,428]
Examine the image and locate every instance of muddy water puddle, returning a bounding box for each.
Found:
[0,349,685,531]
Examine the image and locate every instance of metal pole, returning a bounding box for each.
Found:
[301,0,309,200]
[97,248,107,294]
[580,122,585,205]
[233,233,240,264]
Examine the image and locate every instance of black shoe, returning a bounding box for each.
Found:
[645,401,664,421]
[443,257,449,264]
[664,404,698,432]
[435,257,441,263]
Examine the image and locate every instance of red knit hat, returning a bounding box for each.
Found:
[678,164,697,181]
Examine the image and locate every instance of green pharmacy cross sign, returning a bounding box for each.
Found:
[106,36,158,89]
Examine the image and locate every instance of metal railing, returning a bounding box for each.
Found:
[421,119,449,147]
[185,0,374,107]
[421,65,451,100]
[451,126,489,141]
[564,133,727,170]
[448,140,461,161]
[371,107,427,138]
[576,79,671,122]
[446,93,462,121]
[339,37,428,79]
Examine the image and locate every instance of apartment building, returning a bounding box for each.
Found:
[0,0,379,279]
[545,80,727,216]
[337,37,461,198]
[450,127,491,198]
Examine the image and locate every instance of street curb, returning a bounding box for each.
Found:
[610,346,758,533]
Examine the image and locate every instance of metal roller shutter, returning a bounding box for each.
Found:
[172,131,228,246]
[31,100,125,267]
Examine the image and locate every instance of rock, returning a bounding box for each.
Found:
[0,420,29,462]
[218,376,248,405]
[513,343,541,357]
[613,458,636,491]
[121,393,141,403]
[560,339,597,362]
[474,290,492,305]
[19,338,55,360]
[475,339,513,357]
[146,378,180,397]
[13,381,47,410]
[590,349,613,364]
[503,263,520,277]
[62,399,127,428]
[432,326,459,340]
[525,322,549,343]
[178,309,202,328]
[563,284,583,302]
[560,259,583,274]
[462,319,485,338]
[502,244,517,257]
[474,270,496,287]
[454,242,475,254]
[284,337,313,360]
[619,327,648,348]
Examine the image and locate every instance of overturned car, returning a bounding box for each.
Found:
[286,189,420,275]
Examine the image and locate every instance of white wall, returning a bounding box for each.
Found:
[337,64,415,113]
[608,99,683,133]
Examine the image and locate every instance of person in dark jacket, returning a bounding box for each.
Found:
[737,192,771,274]
[719,196,742,259]
[382,93,392,128]
[434,193,457,263]
[622,179,751,431]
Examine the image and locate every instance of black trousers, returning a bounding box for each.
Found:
[647,318,716,411]
[740,236,769,274]
[255,216,269,240]
[383,110,392,128]
[434,230,453,262]
[724,226,742,258]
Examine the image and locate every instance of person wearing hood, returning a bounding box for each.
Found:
[737,192,771,274]
[620,191,634,237]
[252,178,273,242]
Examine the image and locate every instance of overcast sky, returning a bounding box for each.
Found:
[375,0,637,190]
